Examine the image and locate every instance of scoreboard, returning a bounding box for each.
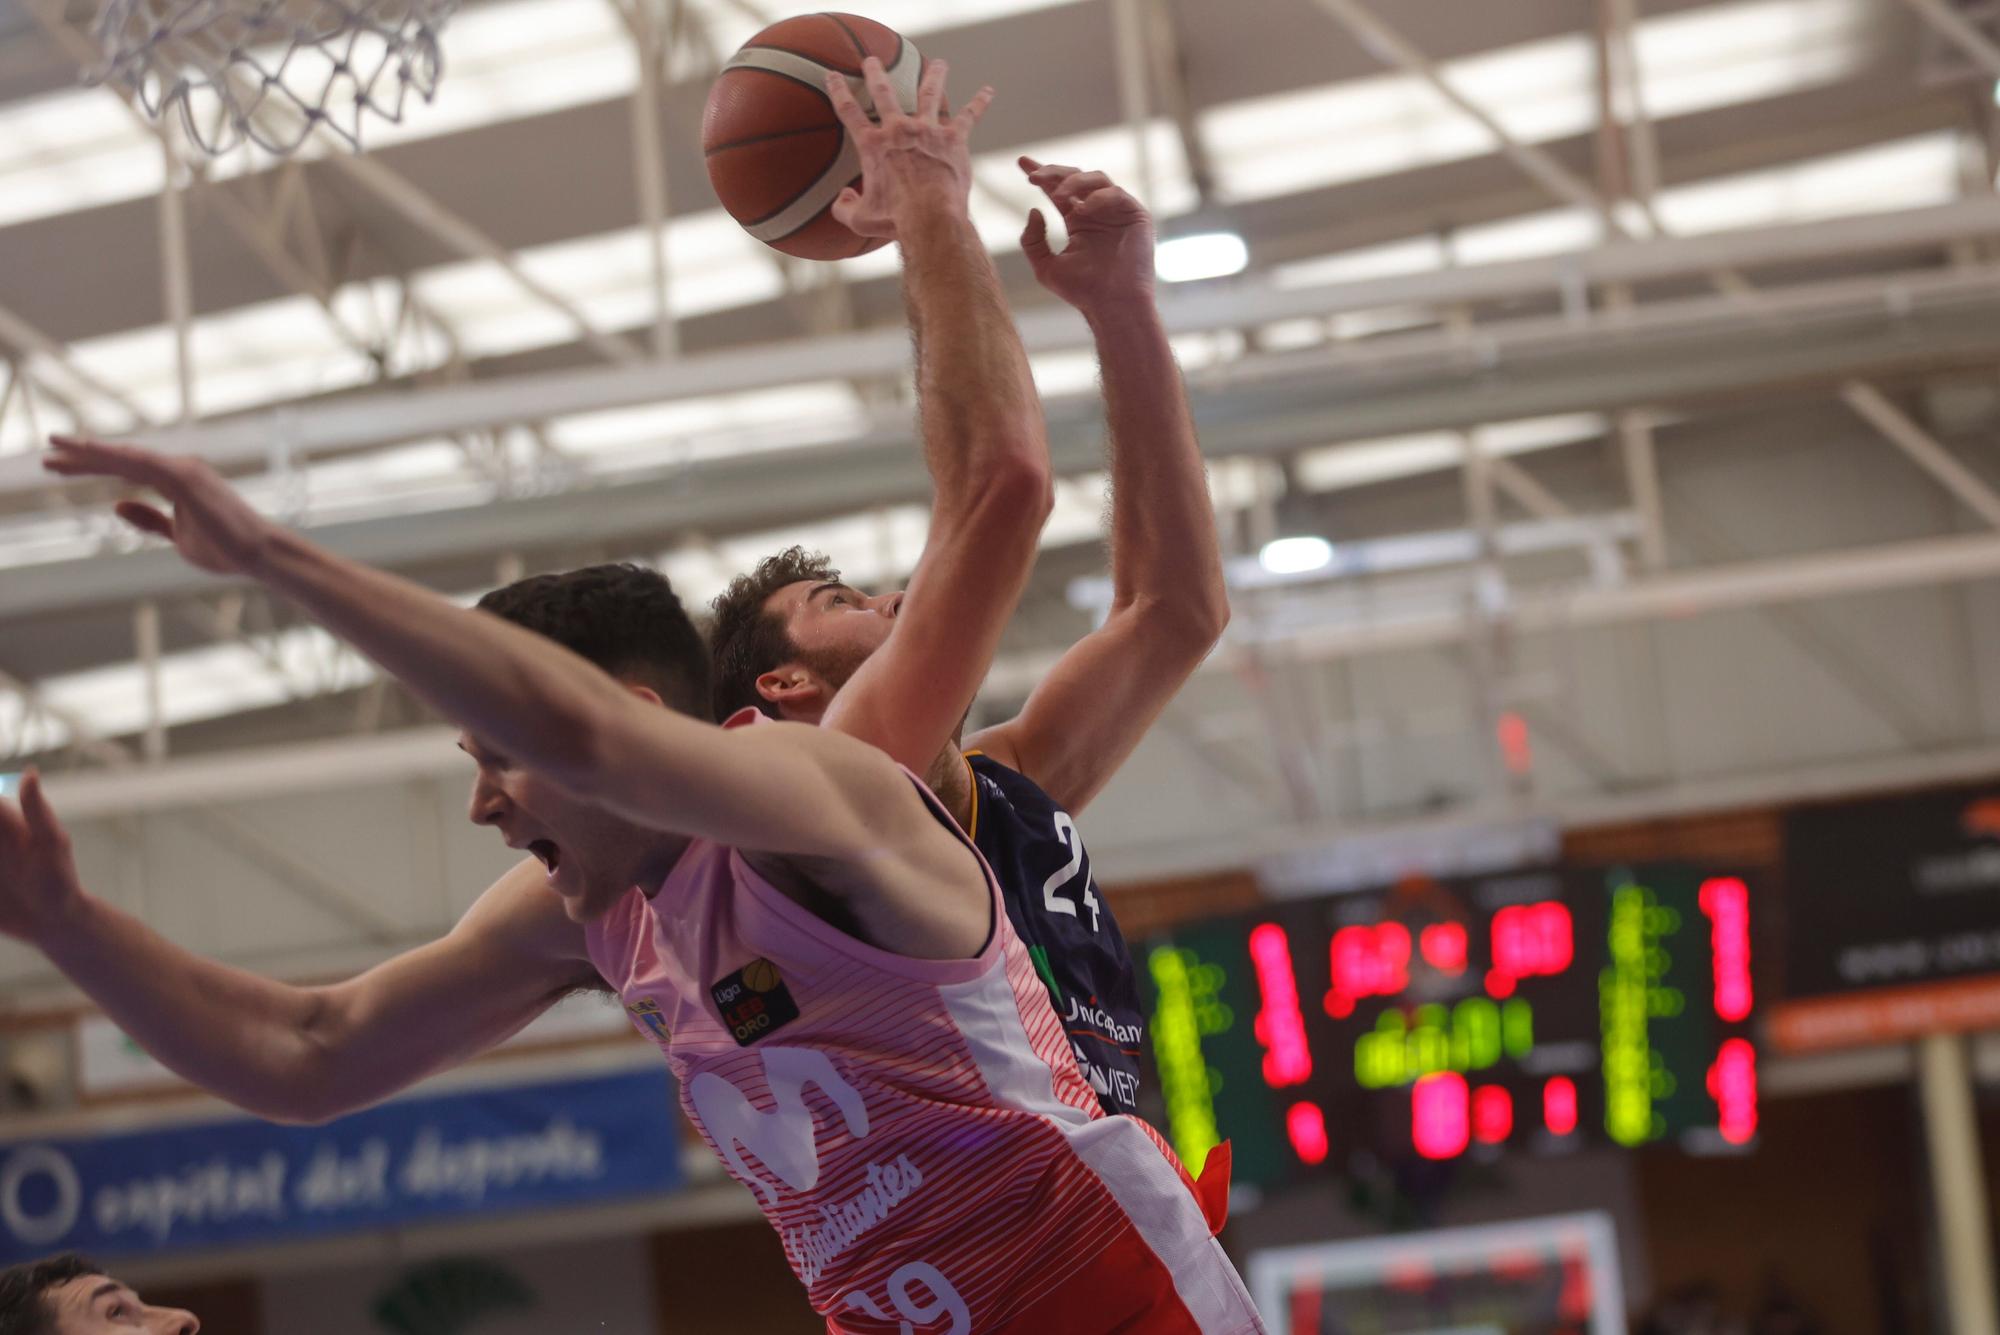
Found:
[1138,864,1757,1186]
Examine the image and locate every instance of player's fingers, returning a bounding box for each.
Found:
[1021,207,1053,264]
[952,85,994,130]
[1051,170,1114,209]
[1073,185,1142,219]
[1024,163,1080,208]
[43,434,149,480]
[18,771,66,850]
[830,187,864,229]
[825,71,872,134]
[861,55,902,122]
[915,57,948,120]
[113,499,175,540]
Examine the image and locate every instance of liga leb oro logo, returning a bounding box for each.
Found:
[627,997,671,1043]
[712,957,800,1047]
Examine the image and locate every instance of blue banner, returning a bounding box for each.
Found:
[0,1068,682,1263]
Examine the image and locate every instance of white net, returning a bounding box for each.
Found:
[90,0,462,157]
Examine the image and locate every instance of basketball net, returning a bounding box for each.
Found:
[89,0,460,156]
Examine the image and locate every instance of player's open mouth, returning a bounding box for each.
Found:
[528,839,562,873]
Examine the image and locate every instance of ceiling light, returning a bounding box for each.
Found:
[1259,535,1334,575]
[1157,232,1249,283]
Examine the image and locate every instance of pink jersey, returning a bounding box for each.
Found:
[585,730,1260,1333]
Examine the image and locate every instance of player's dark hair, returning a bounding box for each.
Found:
[707,546,840,722]
[0,1254,105,1335]
[477,563,711,719]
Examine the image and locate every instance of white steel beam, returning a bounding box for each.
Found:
[34,526,2000,817]
[1618,410,1668,569]
[1840,380,2000,530]
[7,262,2000,619]
[1904,0,2000,79]
[4,197,1998,492]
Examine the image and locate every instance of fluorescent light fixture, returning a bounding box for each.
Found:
[1157,232,1249,283]
[1259,535,1334,575]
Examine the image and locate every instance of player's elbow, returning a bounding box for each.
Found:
[1124,587,1231,657]
[959,448,1055,534]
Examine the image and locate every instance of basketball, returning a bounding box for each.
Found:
[702,13,923,260]
[742,958,782,992]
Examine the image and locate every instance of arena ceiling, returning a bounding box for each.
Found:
[2,0,1999,797]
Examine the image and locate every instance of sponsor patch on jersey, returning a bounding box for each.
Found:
[711,957,800,1047]
[627,997,671,1044]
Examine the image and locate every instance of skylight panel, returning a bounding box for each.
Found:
[1654,133,1960,235]
[0,88,162,228]
[1205,0,1872,206]
[1271,237,1452,290]
[548,382,865,466]
[1447,208,1600,266]
[1293,414,1612,493]
[1637,0,1875,121]
[678,0,1082,68]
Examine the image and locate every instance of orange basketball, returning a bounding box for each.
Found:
[702,13,923,260]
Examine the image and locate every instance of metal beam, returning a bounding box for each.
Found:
[16,0,458,377]
[0,662,406,938]
[1618,410,1668,570]
[10,262,2000,618]
[1488,455,1573,520]
[158,128,195,426]
[0,302,151,428]
[6,195,1998,491]
[1108,0,1158,205]
[1840,380,2000,530]
[1905,0,2000,80]
[617,0,679,358]
[1310,0,1631,237]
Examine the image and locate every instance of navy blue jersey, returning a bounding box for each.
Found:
[964,751,1146,1116]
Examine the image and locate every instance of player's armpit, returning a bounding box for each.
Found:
[966,596,1222,815]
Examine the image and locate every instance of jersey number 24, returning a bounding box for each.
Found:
[1041,812,1100,931]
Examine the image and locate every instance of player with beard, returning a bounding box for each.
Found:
[708,159,1228,1120]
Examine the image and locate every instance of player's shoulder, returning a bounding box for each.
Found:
[965,748,1046,797]
[963,748,1064,831]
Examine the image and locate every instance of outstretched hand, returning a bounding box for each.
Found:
[1018,158,1155,314]
[827,56,994,239]
[44,435,276,576]
[0,773,84,944]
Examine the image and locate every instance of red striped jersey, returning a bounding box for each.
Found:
[584,723,1260,1332]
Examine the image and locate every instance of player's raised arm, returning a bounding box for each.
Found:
[2,772,589,1124]
[967,162,1231,813]
[808,57,1055,773]
[42,437,964,871]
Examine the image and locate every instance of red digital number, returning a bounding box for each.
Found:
[1287,1101,1330,1165]
[1700,877,1753,1023]
[1412,1072,1470,1160]
[1543,1076,1579,1137]
[1250,923,1313,1087]
[1472,1084,1514,1144]
[1488,902,1573,998]
[1419,921,1469,975]
[1325,922,1411,1018]
[1708,1038,1758,1145]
